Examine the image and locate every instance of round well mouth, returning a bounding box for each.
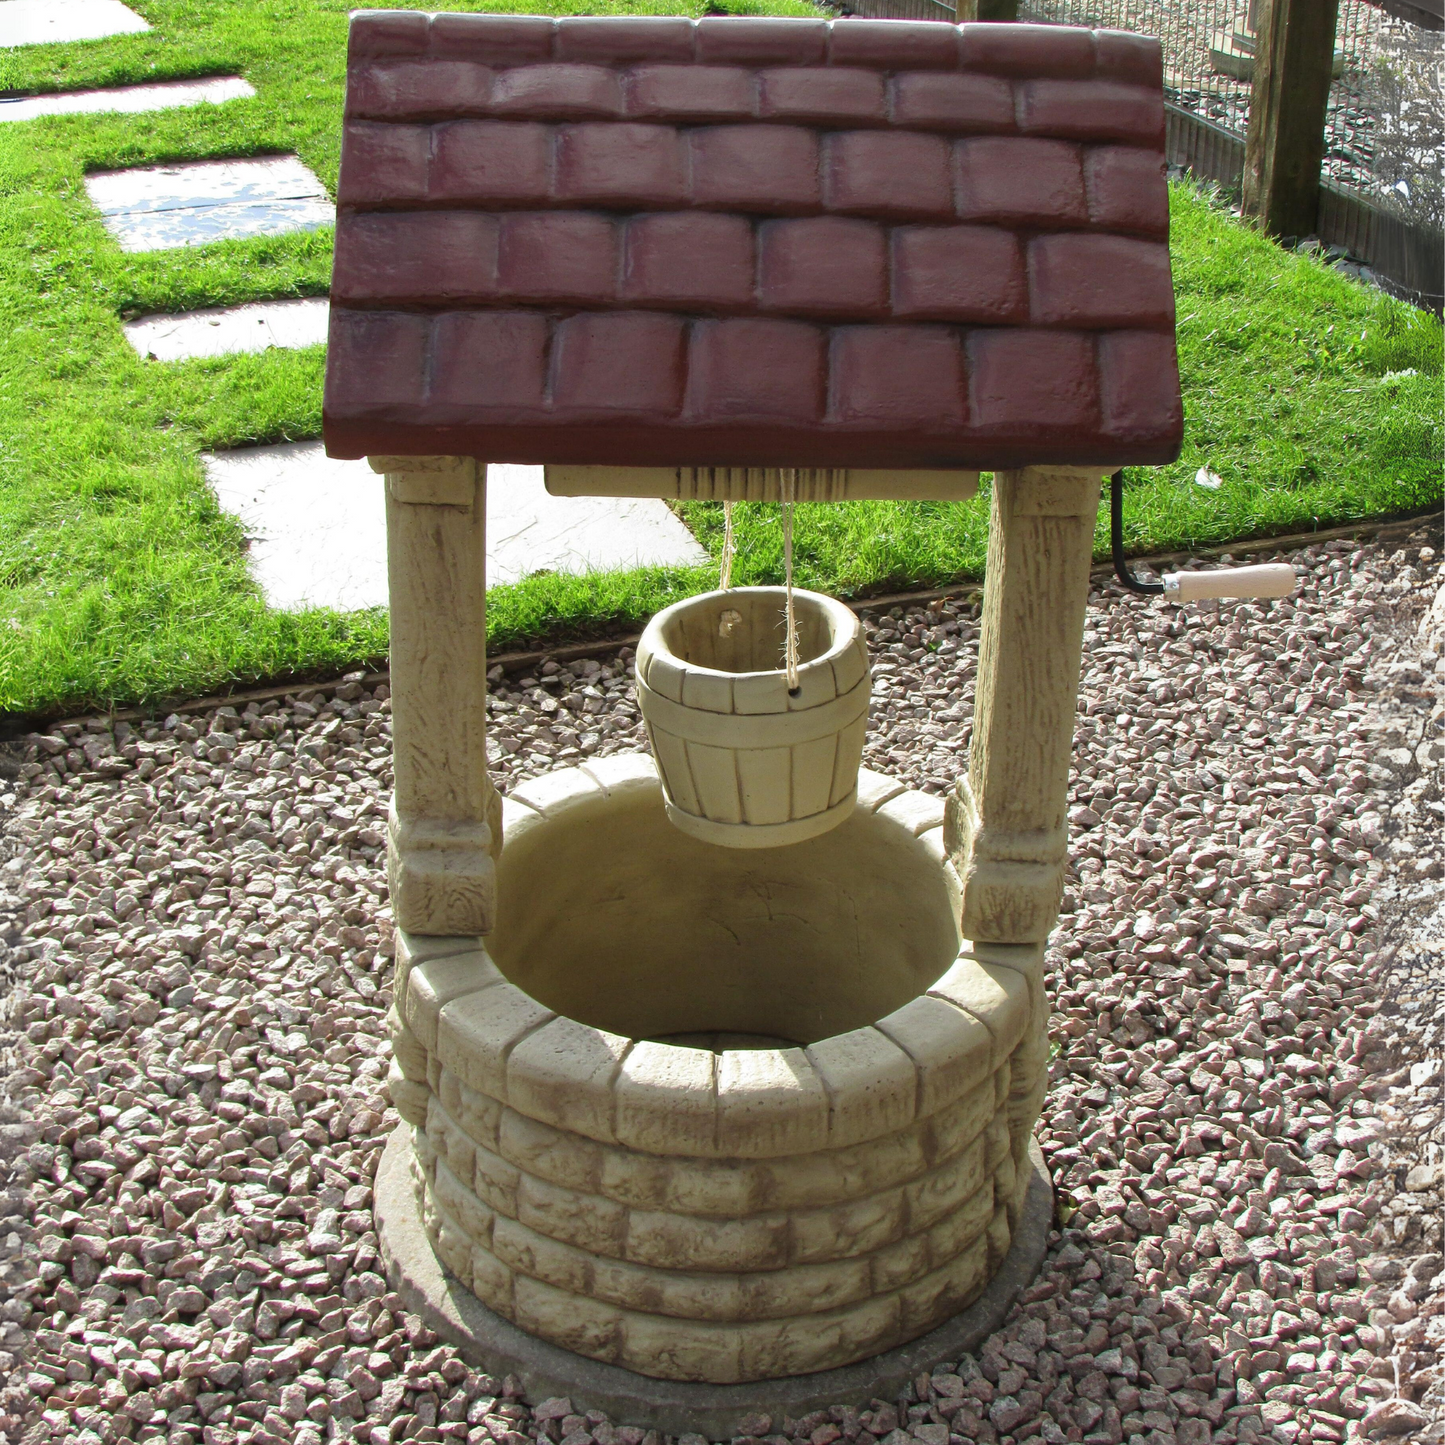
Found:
[653,586,855,680]
[489,764,960,1047]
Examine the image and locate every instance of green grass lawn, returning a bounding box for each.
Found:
[0,0,1440,720]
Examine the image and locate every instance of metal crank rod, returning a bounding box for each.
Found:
[1110,470,1297,603]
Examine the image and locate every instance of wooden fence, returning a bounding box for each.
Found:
[1165,104,1444,310]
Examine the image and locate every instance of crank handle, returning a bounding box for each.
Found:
[1160,564,1297,601]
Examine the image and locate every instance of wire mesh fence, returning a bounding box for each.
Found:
[1015,0,1444,230]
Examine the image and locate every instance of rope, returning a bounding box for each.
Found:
[719,499,735,591]
[782,469,799,693]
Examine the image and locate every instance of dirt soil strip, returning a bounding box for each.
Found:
[0,520,1438,1445]
[12,508,1436,740]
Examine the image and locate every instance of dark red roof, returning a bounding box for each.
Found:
[323,13,1182,469]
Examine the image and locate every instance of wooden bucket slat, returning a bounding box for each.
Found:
[686,740,745,824]
[649,727,702,816]
[830,714,870,809]
[792,733,841,818]
[737,746,795,826]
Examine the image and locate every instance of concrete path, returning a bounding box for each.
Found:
[85,155,332,251]
[0,75,253,123]
[0,0,148,47]
[201,442,707,612]
[125,296,329,361]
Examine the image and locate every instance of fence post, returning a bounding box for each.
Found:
[1241,0,1341,238]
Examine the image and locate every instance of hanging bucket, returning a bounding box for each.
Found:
[635,586,870,848]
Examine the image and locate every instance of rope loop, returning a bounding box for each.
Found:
[782,469,800,694]
[719,499,736,591]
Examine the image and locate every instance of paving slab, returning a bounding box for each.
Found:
[200,442,707,613]
[125,296,329,361]
[85,155,332,252]
[0,74,253,123]
[0,0,149,47]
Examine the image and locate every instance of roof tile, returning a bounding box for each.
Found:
[888,70,1015,132]
[690,125,822,214]
[625,63,756,120]
[497,212,618,304]
[955,136,1086,227]
[1098,330,1183,446]
[333,211,500,305]
[825,130,954,218]
[555,16,695,63]
[429,119,550,204]
[428,13,554,64]
[622,212,756,311]
[349,10,429,59]
[324,310,429,414]
[829,326,967,429]
[758,216,889,319]
[326,14,1181,468]
[759,67,888,126]
[554,122,688,208]
[695,16,829,66]
[336,120,430,206]
[890,225,1026,324]
[958,22,1095,78]
[348,60,492,121]
[1018,79,1164,144]
[685,318,826,424]
[829,19,960,70]
[551,311,688,418]
[1094,29,1164,86]
[967,329,1099,445]
[490,63,625,119]
[1029,232,1175,328]
[430,312,550,413]
[1085,145,1170,237]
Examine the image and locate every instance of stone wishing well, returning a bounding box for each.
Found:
[322,10,1182,1426]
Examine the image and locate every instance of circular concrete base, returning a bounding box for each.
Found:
[375,1126,1054,1438]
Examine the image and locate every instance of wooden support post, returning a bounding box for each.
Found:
[1242,0,1342,238]
[946,467,1105,944]
[372,455,500,937]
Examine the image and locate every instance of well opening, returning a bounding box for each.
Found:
[489,780,959,1048]
[656,587,841,678]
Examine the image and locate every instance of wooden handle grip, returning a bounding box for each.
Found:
[1163,564,1297,601]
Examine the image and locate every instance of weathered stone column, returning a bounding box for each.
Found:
[946,466,1107,946]
[371,455,499,937]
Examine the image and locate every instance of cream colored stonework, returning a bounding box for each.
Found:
[390,759,1050,1383]
[945,466,1110,942]
[373,454,1098,1385]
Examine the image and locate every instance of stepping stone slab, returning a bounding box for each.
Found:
[0,75,253,123]
[125,296,329,362]
[0,0,149,48]
[201,442,706,614]
[85,156,332,252]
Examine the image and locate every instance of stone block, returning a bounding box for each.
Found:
[875,995,993,1117]
[436,983,556,1102]
[715,1048,830,1157]
[626,1207,791,1274]
[614,1042,716,1156]
[506,1016,630,1143]
[405,949,503,1053]
[805,1026,917,1148]
[518,1174,629,1257]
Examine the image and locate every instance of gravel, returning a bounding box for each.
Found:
[0,521,1440,1445]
